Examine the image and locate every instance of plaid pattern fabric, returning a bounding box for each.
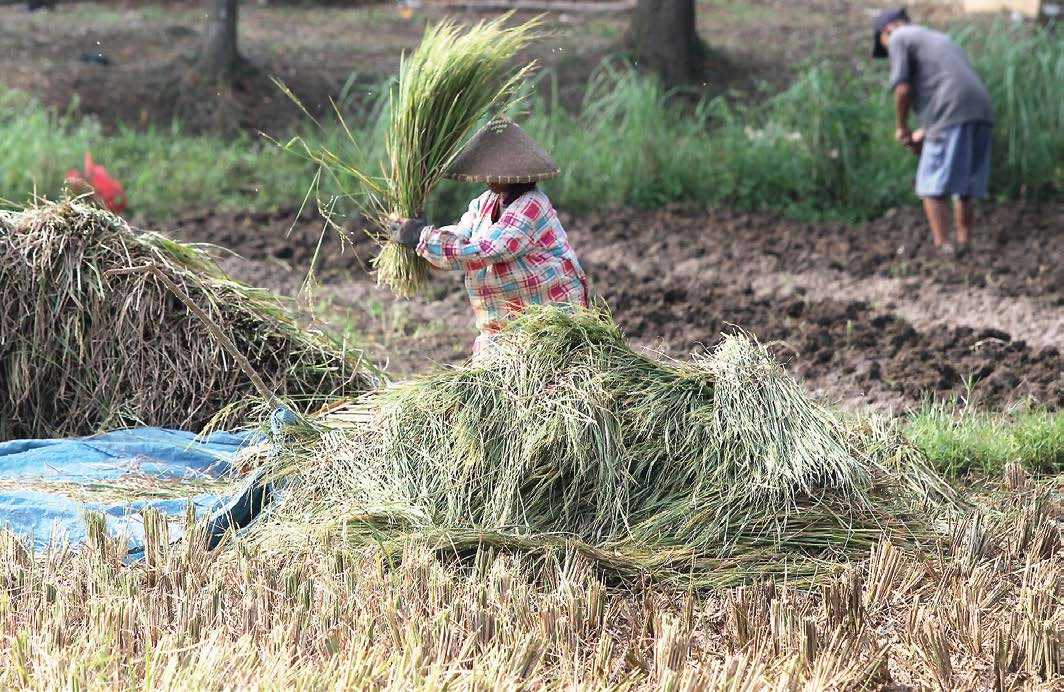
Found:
[417,190,589,333]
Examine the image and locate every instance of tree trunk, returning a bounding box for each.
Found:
[202,0,240,80]
[628,0,704,84]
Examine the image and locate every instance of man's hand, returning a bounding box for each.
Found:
[895,126,913,146]
[907,128,924,156]
[388,216,427,248]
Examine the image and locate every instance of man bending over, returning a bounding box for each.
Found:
[873,7,994,255]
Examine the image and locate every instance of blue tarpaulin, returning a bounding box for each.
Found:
[0,428,253,549]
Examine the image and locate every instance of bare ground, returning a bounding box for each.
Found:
[161,200,1063,414]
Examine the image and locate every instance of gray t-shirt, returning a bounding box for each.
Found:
[888,25,994,135]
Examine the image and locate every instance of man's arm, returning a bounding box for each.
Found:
[894,82,913,144]
[887,31,914,146]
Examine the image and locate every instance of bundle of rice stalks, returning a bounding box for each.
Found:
[0,199,374,441]
[288,16,540,298]
[248,307,960,588]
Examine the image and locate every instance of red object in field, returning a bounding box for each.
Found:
[65,152,127,214]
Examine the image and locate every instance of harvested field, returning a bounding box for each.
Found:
[167,200,1063,412]
[0,474,1059,688]
[1,2,1060,689]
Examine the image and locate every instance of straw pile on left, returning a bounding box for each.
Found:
[0,199,372,440]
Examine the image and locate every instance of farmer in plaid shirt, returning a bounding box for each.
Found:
[390,118,589,357]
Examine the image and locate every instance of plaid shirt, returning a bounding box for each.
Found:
[417,190,589,333]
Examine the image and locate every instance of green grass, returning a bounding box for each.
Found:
[905,404,1064,477]
[0,89,325,217]
[1,21,1058,221]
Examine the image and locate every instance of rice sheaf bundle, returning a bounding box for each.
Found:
[249,307,959,588]
[0,199,374,441]
[342,17,539,298]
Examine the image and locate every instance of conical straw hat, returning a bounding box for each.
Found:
[445,118,560,184]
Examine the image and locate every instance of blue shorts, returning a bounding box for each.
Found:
[915,121,993,199]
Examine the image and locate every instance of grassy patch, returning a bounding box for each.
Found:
[1,22,1058,221]
[0,89,325,217]
[905,404,1064,477]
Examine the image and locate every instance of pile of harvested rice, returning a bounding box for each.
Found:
[248,307,959,587]
[0,199,374,440]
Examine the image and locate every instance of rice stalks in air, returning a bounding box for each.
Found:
[246,306,961,587]
[376,16,539,297]
[285,16,540,298]
[0,198,375,440]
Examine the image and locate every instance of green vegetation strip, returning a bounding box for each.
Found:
[1,22,1058,221]
[906,404,1064,477]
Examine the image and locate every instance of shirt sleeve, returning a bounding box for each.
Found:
[888,33,912,91]
[416,195,540,272]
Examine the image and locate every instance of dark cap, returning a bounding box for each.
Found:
[872,7,909,59]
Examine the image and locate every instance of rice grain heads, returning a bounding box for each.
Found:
[0,199,373,440]
[249,307,959,587]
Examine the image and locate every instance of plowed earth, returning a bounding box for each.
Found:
[162,200,1062,413]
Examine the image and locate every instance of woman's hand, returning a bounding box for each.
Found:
[388,216,428,248]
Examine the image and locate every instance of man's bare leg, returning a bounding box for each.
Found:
[954,196,973,246]
[922,196,952,247]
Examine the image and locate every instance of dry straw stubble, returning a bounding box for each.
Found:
[0,481,1057,689]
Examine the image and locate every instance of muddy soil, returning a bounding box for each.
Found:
[164,206,376,289]
[600,264,1061,411]
[581,203,1064,302]
[163,201,1062,413]
[0,2,616,134]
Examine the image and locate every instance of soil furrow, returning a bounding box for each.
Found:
[594,262,1062,412]
[165,205,1063,412]
[566,201,1064,303]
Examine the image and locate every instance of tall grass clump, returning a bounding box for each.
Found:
[286,16,540,298]
[248,306,958,587]
[0,88,327,218]
[961,22,1064,195]
[2,22,1056,223]
[0,198,373,440]
[511,60,909,219]
[528,21,1059,219]
[906,403,1064,477]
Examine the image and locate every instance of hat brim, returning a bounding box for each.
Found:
[444,118,560,184]
[449,170,560,184]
